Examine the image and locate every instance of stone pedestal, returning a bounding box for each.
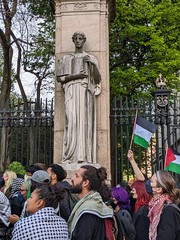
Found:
[54,0,111,180]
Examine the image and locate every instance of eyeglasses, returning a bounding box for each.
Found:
[20,189,27,192]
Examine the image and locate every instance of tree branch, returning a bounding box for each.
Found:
[10,30,29,111]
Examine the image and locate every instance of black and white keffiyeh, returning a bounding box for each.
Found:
[12,207,68,240]
[0,191,11,226]
[10,178,24,198]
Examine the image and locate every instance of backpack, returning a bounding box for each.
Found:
[104,216,119,240]
[115,210,136,240]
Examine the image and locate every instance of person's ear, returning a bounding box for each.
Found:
[83,179,89,188]
[36,199,45,209]
[51,173,57,181]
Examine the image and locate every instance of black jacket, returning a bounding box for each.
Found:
[9,192,25,216]
[156,204,180,240]
[72,213,106,240]
[133,205,149,240]
[58,181,77,221]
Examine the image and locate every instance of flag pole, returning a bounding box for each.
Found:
[129,109,138,150]
[164,145,168,169]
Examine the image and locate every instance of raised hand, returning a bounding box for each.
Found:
[127,149,134,162]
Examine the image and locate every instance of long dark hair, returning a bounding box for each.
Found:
[81,165,111,202]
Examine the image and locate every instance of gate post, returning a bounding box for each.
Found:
[54,0,113,181]
[153,74,171,170]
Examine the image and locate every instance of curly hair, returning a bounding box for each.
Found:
[35,184,65,209]
[72,31,86,42]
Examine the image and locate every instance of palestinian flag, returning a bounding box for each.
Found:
[133,116,158,149]
[164,147,180,174]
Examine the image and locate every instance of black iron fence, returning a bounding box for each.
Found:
[0,91,179,183]
[110,93,180,186]
[0,98,54,170]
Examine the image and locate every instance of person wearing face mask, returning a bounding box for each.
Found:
[111,186,136,240]
[148,170,180,240]
[24,164,47,181]
[131,180,152,240]
[8,180,31,225]
[127,150,153,213]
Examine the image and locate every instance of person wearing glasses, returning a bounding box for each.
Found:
[8,180,31,224]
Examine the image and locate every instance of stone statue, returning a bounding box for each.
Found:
[57,31,101,164]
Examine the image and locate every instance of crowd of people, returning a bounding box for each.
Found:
[0,152,179,240]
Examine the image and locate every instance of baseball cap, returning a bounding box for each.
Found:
[31,170,50,184]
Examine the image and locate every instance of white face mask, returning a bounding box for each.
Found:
[24,174,31,181]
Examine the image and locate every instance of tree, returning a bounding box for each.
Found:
[0,0,55,168]
[0,0,18,169]
[20,0,55,104]
[15,1,55,164]
[110,0,180,99]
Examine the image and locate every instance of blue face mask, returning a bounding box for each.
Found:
[145,179,153,195]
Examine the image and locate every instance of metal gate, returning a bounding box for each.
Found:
[0,98,54,170]
[110,88,180,186]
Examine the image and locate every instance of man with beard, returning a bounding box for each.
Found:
[47,164,76,221]
[68,165,113,240]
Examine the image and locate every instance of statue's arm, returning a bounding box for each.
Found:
[57,71,88,84]
[83,55,101,84]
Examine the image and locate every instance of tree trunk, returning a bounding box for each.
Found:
[0,0,17,169]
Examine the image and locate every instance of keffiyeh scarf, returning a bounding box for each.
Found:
[10,178,24,198]
[0,191,11,226]
[148,194,172,240]
[68,191,113,239]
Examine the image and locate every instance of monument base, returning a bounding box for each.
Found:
[60,163,101,182]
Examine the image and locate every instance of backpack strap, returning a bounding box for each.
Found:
[163,202,180,212]
[112,215,119,239]
[104,217,118,240]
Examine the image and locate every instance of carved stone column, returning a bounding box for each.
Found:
[54,0,111,179]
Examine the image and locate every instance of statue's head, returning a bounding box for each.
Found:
[72,31,86,42]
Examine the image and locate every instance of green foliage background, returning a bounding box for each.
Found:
[110,0,180,99]
[7,161,26,175]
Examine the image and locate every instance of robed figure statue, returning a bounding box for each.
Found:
[57,31,101,164]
